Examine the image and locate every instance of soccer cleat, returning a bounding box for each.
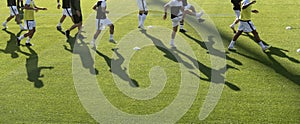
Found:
[228,46,237,51]
[56,26,62,30]
[16,38,21,46]
[25,43,33,46]
[198,18,205,23]
[170,43,176,48]
[179,29,187,33]
[109,39,116,44]
[65,30,70,38]
[262,45,271,51]
[2,22,7,29]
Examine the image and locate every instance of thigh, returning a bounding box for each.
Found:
[9,6,19,16]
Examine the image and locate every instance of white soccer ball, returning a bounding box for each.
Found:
[297,48,300,52]
[286,26,292,30]
[133,47,141,51]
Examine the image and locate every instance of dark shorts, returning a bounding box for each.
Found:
[72,14,82,24]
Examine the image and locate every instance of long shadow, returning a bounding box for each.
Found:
[231,50,300,85]
[92,48,139,87]
[140,29,178,62]
[1,29,28,58]
[140,29,195,69]
[64,34,99,75]
[172,48,241,91]
[218,29,300,86]
[25,47,54,88]
[183,33,243,66]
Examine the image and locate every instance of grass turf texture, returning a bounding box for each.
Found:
[0,0,299,123]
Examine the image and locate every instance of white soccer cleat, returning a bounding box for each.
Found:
[170,43,176,48]
[228,46,237,51]
[2,22,7,29]
[262,45,271,51]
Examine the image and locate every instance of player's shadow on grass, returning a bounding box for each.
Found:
[140,29,195,69]
[1,29,28,58]
[63,34,99,75]
[92,48,139,87]
[25,47,54,88]
[182,33,243,66]
[219,30,300,85]
[172,48,241,91]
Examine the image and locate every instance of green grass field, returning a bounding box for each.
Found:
[0,0,299,123]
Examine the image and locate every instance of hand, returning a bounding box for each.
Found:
[251,0,256,4]
[163,13,167,20]
[106,11,109,14]
[252,10,259,13]
[57,4,61,9]
[43,8,47,10]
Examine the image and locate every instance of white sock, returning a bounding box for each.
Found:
[110,34,114,40]
[170,39,175,45]
[258,41,266,48]
[19,24,23,28]
[138,15,142,26]
[57,22,62,26]
[26,38,31,43]
[180,24,184,29]
[18,35,25,40]
[3,21,7,25]
[229,40,235,48]
[141,14,147,25]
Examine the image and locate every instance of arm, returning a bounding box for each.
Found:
[34,5,47,10]
[92,4,97,10]
[163,3,170,20]
[242,0,256,9]
[57,0,61,9]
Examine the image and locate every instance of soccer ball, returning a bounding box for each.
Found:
[286,26,292,30]
[297,48,300,52]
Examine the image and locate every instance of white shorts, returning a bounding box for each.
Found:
[9,6,19,16]
[96,18,112,30]
[172,16,183,27]
[62,8,72,16]
[184,4,192,11]
[137,0,148,11]
[24,20,36,30]
[238,21,256,32]
[234,10,240,18]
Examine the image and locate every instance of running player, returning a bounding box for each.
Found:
[179,0,204,33]
[90,0,115,47]
[136,0,148,29]
[2,0,24,30]
[17,0,47,46]
[229,0,242,34]
[228,0,271,51]
[65,0,82,39]
[56,0,73,31]
[163,0,202,47]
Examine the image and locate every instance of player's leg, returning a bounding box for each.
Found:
[170,18,180,47]
[171,25,178,47]
[230,10,240,33]
[17,21,35,46]
[228,21,244,50]
[179,19,187,33]
[109,24,114,41]
[91,19,103,46]
[251,30,270,51]
[138,10,144,28]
